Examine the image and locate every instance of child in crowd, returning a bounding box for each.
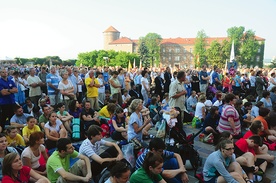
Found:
[22,116,41,144]
[57,102,73,134]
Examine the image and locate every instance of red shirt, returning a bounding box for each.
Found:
[235,138,255,156]
[2,166,31,183]
[243,130,254,139]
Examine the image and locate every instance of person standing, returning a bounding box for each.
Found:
[256,70,266,101]
[85,70,100,111]
[164,67,172,94]
[141,70,150,107]
[199,65,210,94]
[46,66,60,107]
[27,68,43,107]
[109,71,122,106]
[0,69,18,132]
[154,71,164,100]
[38,66,48,95]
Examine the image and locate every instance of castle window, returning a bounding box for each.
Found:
[175,56,180,61]
[163,48,166,53]
[175,48,180,53]
[169,56,171,61]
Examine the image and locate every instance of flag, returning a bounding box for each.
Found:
[230,40,235,62]
[133,58,136,68]
[128,60,132,72]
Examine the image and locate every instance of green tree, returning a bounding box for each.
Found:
[240,30,259,67]
[193,30,208,67]
[270,58,276,68]
[143,33,162,66]
[77,50,98,66]
[138,41,150,67]
[205,40,225,68]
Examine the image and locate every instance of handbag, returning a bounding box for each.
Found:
[156,119,166,138]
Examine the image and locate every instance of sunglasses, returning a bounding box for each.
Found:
[224,147,235,151]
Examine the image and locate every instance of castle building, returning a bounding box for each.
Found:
[103,26,265,68]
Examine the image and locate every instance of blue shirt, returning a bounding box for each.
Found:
[69,74,78,94]
[103,72,110,83]
[136,148,174,170]
[128,112,143,141]
[199,70,208,84]
[46,73,60,95]
[0,77,16,105]
[211,72,219,85]
[10,113,32,125]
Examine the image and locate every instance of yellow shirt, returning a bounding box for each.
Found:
[6,134,26,146]
[99,106,110,118]
[85,77,99,98]
[22,125,41,139]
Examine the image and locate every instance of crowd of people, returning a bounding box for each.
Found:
[0,63,276,182]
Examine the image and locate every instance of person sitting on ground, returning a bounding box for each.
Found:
[234,135,268,182]
[203,106,220,137]
[22,97,34,115]
[136,137,188,183]
[128,99,151,147]
[186,90,198,115]
[104,160,131,183]
[130,151,166,183]
[255,107,276,142]
[21,132,48,176]
[110,107,128,141]
[22,116,41,144]
[10,105,32,130]
[99,101,117,119]
[39,105,52,130]
[122,89,131,106]
[195,94,207,121]
[44,111,68,150]
[203,139,247,183]
[149,96,160,121]
[56,102,73,135]
[251,101,264,118]
[68,99,82,118]
[6,126,26,148]
[2,152,50,183]
[81,100,101,130]
[79,125,124,182]
[46,138,92,183]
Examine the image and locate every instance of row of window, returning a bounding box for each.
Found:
[162,48,193,53]
[162,56,193,61]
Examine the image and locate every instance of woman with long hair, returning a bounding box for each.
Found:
[44,111,67,149]
[203,106,220,135]
[68,100,82,118]
[2,152,50,183]
[21,132,48,176]
[110,107,128,141]
[56,102,73,134]
[130,151,166,183]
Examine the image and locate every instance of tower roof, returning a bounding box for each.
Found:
[110,37,133,44]
[103,26,120,33]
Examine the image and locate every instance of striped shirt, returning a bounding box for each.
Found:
[217,104,241,135]
[79,138,107,162]
[46,73,60,95]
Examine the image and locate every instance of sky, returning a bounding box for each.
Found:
[0,0,275,60]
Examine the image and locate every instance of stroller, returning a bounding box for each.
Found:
[164,107,204,182]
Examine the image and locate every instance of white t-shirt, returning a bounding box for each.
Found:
[195,102,206,119]
[213,100,222,107]
[21,145,46,169]
[27,75,42,97]
[77,75,83,92]
[58,80,74,100]
[141,77,149,91]
[44,119,63,133]
[98,78,105,94]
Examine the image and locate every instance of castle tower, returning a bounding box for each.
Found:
[103,26,120,50]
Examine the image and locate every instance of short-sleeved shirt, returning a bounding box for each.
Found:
[21,145,46,169]
[254,116,268,137]
[10,113,32,125]
[2,166,31,183]
[110,116,125,135]
[0,77,16,105]
[211,72,220,85]
[58,80,74,100]
[81,108,95,121]
[136,149,174,170]
[235,138,255,156]
[85,77,99,98]
[69,108,82,118]
[22,125,41,139]
[46,73,60,95]
[27,75,42,97]
[99,105,110,118]
[199,70,208,84]
[46,150,79,183]
[128,112,143,141]
[79,138,107,162]
[6,134,25,146]
[44,119,63,133]
[39,114,48,126]
[169,79,186,111]
[130,167,162,183]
